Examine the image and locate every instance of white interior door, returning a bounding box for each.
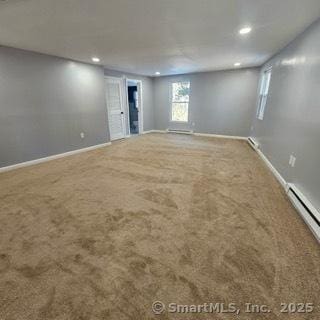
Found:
[106,77,125,141]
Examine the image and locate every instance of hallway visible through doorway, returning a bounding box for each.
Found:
[127,81,139,134]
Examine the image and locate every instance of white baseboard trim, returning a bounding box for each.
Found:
[256,148,287,189]
[252,142,320,242]
[194,132,247,140]
[0,142,112,173]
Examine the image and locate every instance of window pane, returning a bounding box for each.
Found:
[260,69,271,95]
[257,69,272,120]
[259,75,267,95]
[172,82,190,102]
[258,96,267,120]
[263,71,272,95]
[172,102,188,122]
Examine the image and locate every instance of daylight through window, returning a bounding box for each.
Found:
[171,81,190,122]
[257,69,272,120]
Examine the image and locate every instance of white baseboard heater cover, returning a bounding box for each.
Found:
[287,183,320,242]
[247,137,259,150]
[167,129,193,135]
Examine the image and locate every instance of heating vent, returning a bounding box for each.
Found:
[287,183,320,242]
[247,137,259,150]
[167,129,193,135]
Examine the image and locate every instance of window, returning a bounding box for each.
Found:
[257,68,272,120]
[171,81,190,122]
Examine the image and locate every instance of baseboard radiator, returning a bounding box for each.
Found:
[167,129,193,135]
[287,183,320,242]
[247,137,259,150]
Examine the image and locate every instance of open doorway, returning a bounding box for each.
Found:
[126,79,143,135]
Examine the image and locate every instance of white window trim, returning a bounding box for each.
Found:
[169,80,190,123]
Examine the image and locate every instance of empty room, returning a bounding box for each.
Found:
[0,1,320,319]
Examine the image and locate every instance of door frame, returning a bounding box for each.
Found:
[125,78,144,135]
[105,76,126,141]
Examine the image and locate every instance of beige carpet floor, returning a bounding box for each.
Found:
[0,133,319,320]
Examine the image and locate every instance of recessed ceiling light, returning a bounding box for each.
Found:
[92,57,100,63]
[239,27,252,35]
[155,72,161,76]
[234,62,241,67]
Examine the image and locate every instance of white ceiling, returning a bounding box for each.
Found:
[0,0,319,76]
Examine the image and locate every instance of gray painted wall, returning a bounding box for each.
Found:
[251,19,320,212]
[153,68,260,136]
[0,46,108,168]
[104,69,154,133]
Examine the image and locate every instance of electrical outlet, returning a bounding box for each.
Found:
[80,132,85,139]
[289,155,296,167]
[192,122,195,127]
